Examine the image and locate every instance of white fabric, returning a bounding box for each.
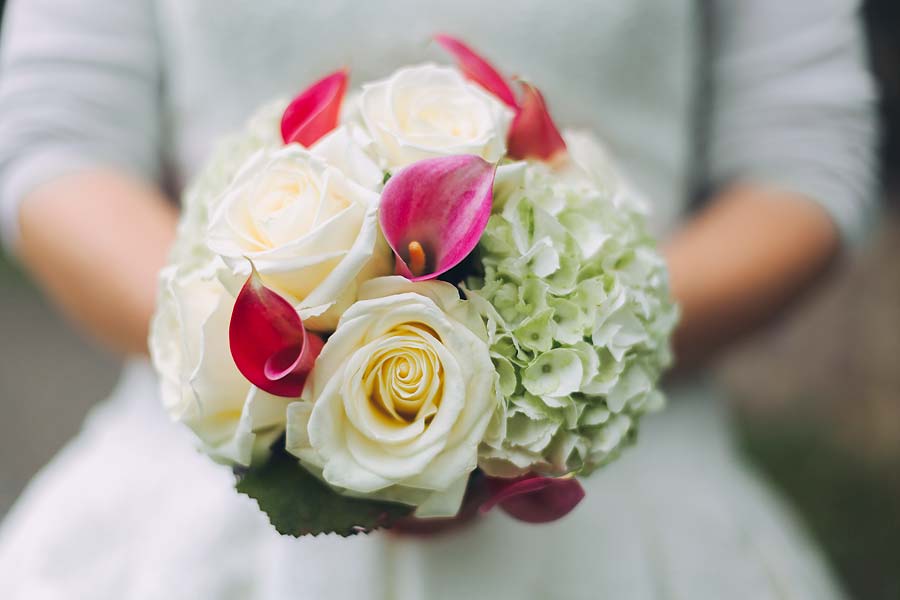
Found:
[0,362,845,599]
[0,0,876,597]
[0,0,876,251]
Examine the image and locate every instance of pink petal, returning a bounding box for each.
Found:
[434,34,518,109]
[379,155,495,281]
[229,267,324,397]
[480,474,585,524]
[506,81,567,162]
[281,69,348,147]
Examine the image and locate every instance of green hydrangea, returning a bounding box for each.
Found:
[466,153,678,477]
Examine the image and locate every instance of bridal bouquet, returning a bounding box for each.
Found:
[150,36,677,536]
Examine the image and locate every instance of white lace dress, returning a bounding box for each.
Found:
[0,0,876,598]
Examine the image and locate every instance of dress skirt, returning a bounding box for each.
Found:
[0,360,845,600]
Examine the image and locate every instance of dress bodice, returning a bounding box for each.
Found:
[156,0,697,236]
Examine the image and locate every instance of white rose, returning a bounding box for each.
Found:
[359,63,514,169]
[168,100,289,271]
[149,262,290,467]
[286,276,496,517]
[311,123,384,190]
[207,140,392,331]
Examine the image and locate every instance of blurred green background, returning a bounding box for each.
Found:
[0,3,898,599]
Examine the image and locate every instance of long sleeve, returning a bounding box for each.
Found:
[707,0,879,244]
[0,0,162,253]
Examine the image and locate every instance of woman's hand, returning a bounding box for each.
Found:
[665,182,840,370]
[17,169,177,355]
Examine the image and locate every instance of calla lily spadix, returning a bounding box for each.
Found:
[151,41,677,539]
[378,155,496,281]
[480,473,585,524]
[280,69,348,147]
[434,34,567,162]
[433,34,518,109]
[229,264,324,398]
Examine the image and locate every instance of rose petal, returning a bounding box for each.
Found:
[434,34,518,109]
[379,155,495,281]
[506,81,567,162]
[229,265,324,397]
[480,474,585,524]
[281,70,349,147]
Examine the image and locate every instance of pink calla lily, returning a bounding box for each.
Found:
[229,266,324,398]
[434,34,518,109]
[281,69,348,147]
[434,34,566,162]
[480,474,585,524]
[379,155,495,281]
[506,81,567,161]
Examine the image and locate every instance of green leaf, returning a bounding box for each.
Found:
[236,446,413,537]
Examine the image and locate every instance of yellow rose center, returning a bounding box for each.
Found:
[362,323,444,426]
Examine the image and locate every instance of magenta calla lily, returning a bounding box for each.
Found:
[281,69,348,147]
[379,155,495,281]
[480,474,585,524]
[435,35,567,162]
[229,267,324,397]
[506,81,567,161]
[434,34,518,109]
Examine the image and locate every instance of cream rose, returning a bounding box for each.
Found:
[286,276,496,517]
[206,140,392,331]
[358,63,514,169]
[149,262,290,467]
